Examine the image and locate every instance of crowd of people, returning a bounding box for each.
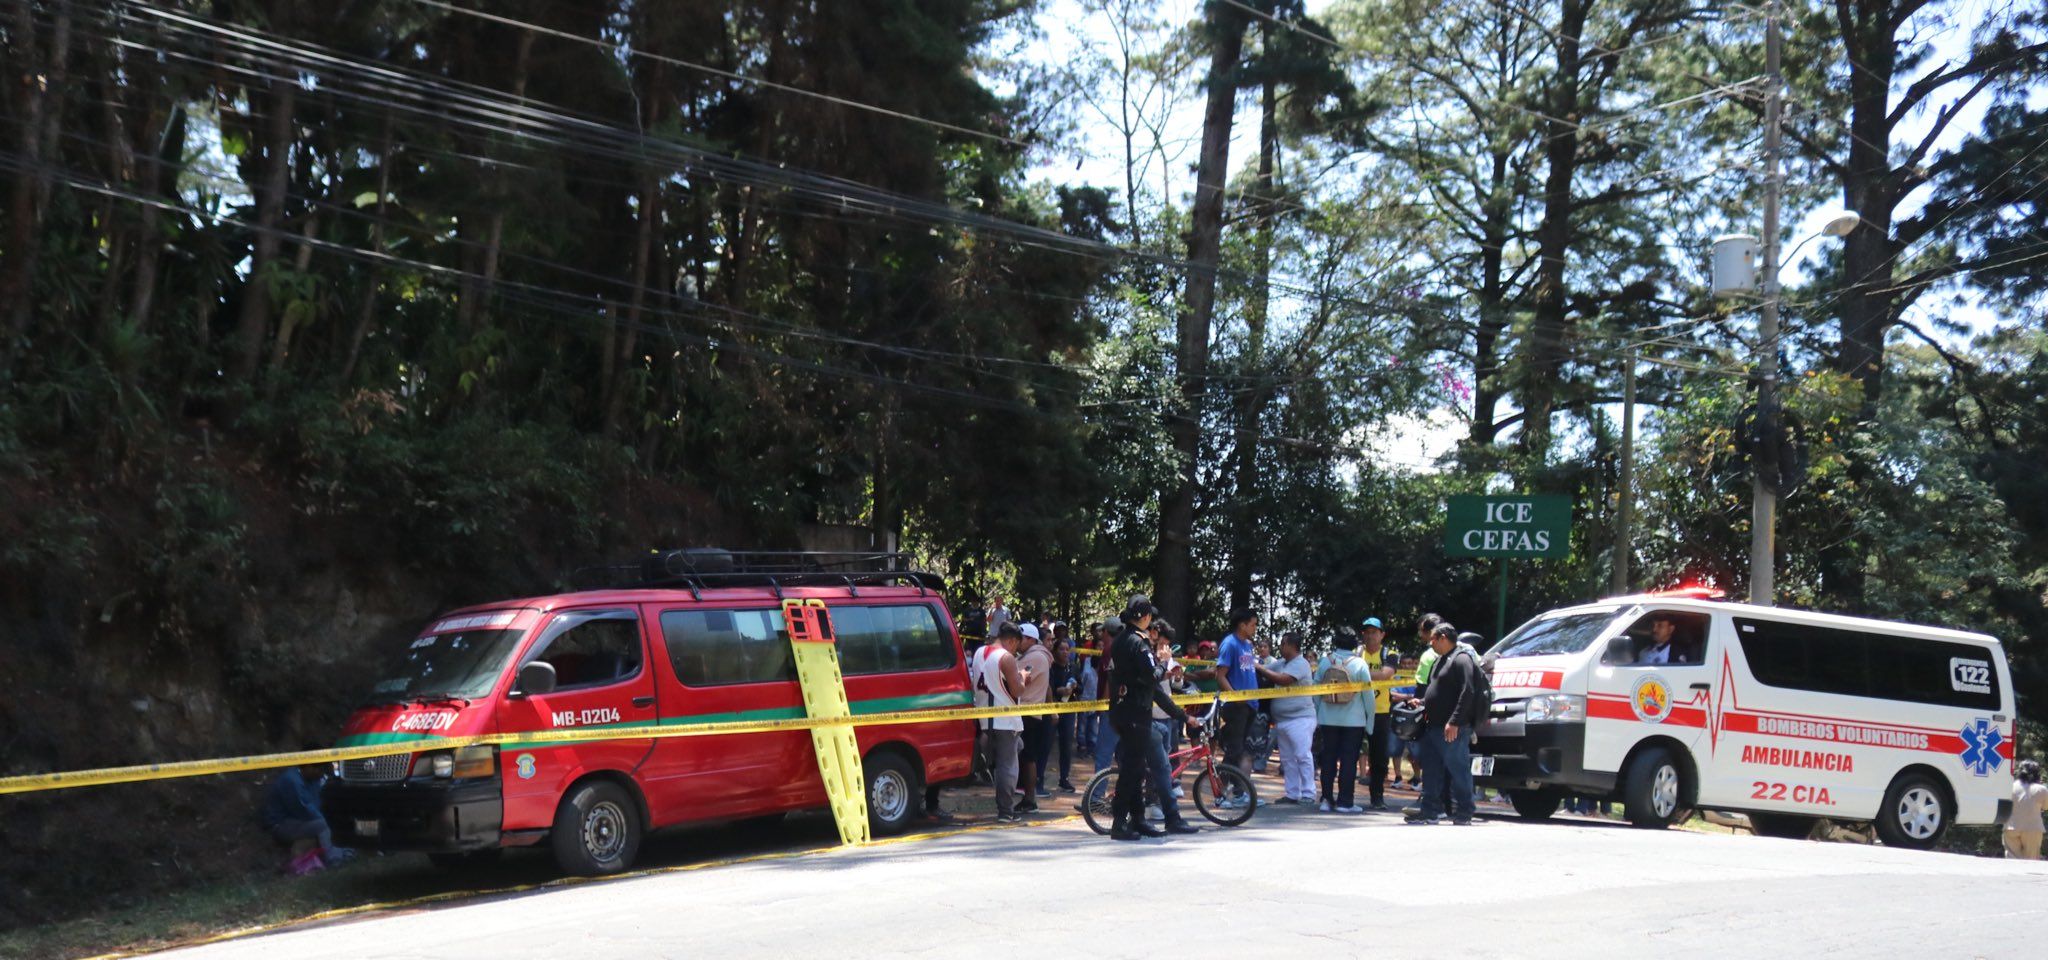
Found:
[961,595,1496,838]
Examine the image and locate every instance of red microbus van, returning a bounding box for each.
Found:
[323,551,975,874]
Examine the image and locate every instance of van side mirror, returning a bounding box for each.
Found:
[1604,636,1637,665]
[515,661,557,697]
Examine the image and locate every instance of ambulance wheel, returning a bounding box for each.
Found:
[865,750,920,837]
[1622,747,1685,830]
[1746,812,1817,839]
[552,780,641,876]
[1506,788,1562,820]
[1874,772,1950,850]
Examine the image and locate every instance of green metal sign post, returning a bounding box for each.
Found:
[1445,494,1573,641]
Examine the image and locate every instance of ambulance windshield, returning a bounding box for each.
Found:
[1490,611,1618,659]
[364,628,523,705]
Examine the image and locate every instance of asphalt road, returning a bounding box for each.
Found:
[161,801,2048,960]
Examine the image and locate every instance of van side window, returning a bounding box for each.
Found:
[834,604,954,675]
[1736,617,2001,710]
[1603,611,1711,666]
[528,610,643,690]
[661,609,797,686]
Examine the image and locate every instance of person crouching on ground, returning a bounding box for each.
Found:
[263,755,349,874]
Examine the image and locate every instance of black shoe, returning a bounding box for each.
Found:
[1450,818,1474,826]
[1111,824,1143,841]
[1404,814,1439,825]
[1164,820,1201,835]
[1133,822,1167,838]
[1016,800,1039,813]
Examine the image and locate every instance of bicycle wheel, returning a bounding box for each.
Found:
[1081,767,1118,835]
[1192,763,1258,827]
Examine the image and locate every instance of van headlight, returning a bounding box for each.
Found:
[1523,694,1586,723]
[409,746,496,779]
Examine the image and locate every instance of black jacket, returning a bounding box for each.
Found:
[1422,644,1485,729]
[1108,624,1187,730]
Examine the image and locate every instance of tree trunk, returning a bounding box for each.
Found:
[1226,64,1279,613]
[231,70,298,385]
[603,177,656,438]
[1520,0,1588,459]
[126,104,184,339]
[339,113,393,387]
[1153,2,1247,631]
[2,0,73,363]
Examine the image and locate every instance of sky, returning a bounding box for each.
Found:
[1012,0,2033,474]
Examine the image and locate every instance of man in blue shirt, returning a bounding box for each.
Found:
[1211,608,1261,786]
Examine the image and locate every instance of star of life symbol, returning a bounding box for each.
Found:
[1959,718,2004,777]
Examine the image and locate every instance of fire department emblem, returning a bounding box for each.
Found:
[1632,675,1673,724]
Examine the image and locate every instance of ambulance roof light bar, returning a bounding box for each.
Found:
[1643,586,1728,600]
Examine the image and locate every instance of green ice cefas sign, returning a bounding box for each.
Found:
[1444,494,1572,559]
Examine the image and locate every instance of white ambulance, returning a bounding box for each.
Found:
[1473,589,2015,848]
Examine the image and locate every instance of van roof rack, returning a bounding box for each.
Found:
[568,549,943,600]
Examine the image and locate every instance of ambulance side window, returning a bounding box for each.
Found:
[662,608,798,686]
[1603,611,1711,666]
[527,610,644,690]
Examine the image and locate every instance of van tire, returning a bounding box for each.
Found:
[1506,788,1562,820]
[1622,747,1685,830]
[1874,772,1951,850]
[551,780,641,876]
[865,751,920,837]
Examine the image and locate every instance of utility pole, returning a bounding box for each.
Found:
[1750,0,1784,607]
[1612,345,1636,596]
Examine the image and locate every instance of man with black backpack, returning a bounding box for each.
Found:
[1407,626,1489,826]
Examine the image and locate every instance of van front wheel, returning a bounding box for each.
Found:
[551,780,641,876]
[865,751,920,837]
[1874,773,1950,850]
[1622,747,1686,830]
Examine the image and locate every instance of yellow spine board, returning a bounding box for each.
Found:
[782,599,870,846]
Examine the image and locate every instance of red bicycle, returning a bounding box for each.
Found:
[1081,698,1258,833]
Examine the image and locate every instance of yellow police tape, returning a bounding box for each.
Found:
[0,679,1414,796]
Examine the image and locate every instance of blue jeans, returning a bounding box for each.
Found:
[1146,720,1187,823]
[1093,716,1120,771]
[1418,726,1475,821]
[1078,712,1098,750]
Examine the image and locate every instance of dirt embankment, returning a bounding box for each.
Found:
[0,437,741,932]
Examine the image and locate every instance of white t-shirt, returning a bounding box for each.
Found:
[1269,655,1316,722]
[2012,781,2048,832]
[975,645,1023,732]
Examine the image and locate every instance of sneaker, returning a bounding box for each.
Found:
[1317,800,1333,813]
[1145,805,1164,821]
[1172,786,1185,799]
[1451,817,1475,826]
[1036,788,1053,798]
[1407,777,1421,787]
[1335,805,1365,814]
[1274,797,1299,805]
[996,812,1022,823]
[1016,800,1039,813]
[1404,814,1439,825]
[1059,781,1077,793]
[1369,803,1392,812]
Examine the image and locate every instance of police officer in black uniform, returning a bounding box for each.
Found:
[1107,596,1197,841]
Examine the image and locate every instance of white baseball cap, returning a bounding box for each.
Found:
[1019,623,1041,640]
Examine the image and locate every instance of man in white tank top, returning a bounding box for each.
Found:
[976,623,1027,821]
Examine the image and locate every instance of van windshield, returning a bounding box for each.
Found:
[1490,612,1619,658]
[363,629,524,704]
